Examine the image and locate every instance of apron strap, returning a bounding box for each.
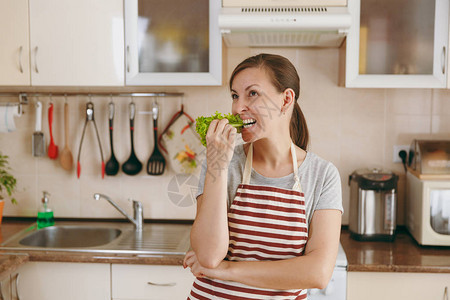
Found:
[242,143,253,185]
[291,142,302,192]
[242,142,303,192]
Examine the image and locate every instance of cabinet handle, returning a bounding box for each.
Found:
[444,286,448,300]
[18,46,23,74]
[34,46,39,74]
[441,46,446,74]
[0,281,4,300]
[126,45,130,73]
[14,273,20,300]
[147,281,176,287]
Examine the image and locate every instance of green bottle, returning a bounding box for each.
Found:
[37,191,54,229]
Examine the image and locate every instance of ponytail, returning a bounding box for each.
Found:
[290,102,309,151]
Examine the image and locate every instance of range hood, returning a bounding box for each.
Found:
[219,6,352,48]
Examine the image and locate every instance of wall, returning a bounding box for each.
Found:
[1,47,450,225]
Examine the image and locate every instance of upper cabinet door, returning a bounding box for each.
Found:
[0,0,30,86]
[124,0,222,86]
[345,0,449,88]
[29,0,124,86]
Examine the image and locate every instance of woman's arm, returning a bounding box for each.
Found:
[186,209,342,290]
[189,119,237,269]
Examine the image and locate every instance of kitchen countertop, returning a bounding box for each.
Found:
[340,227,450,273]
[1,220,450,276]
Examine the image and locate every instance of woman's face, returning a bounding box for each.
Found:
[231,67,285,143]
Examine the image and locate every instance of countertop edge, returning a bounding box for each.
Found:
[0,250,185,266]
[0,254,29,279]
[347,265,450,273]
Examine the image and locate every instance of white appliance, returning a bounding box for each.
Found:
[406,173,450,246]
[219,0,352,47]
[406,139,450,246]
[308,243,347,300]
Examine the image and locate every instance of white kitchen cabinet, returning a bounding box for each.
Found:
[11,262,110,300]
[0,0,30,86]
[0,273,13,300]
[344,0,449,88]
[29,0,124,86]
[347,271,450,300]
[124,0,222,86]
[112,264,195,300]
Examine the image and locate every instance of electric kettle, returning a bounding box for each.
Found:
[348,168,398,241]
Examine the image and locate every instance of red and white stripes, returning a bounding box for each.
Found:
[188,183,308,299]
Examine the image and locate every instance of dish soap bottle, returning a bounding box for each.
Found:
[37,191,54,229]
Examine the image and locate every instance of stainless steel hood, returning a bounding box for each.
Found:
[219,6,352,48]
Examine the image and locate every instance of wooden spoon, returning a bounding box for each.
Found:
[60,102,73,171]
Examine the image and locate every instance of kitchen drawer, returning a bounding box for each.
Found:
[112,264,195,300]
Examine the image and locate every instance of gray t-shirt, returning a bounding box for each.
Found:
[196,144,343,226]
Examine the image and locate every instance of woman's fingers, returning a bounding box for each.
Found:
[183,250,196,268]
[226,125,237,143]
[205,118,236,170]
[183,251,206,278]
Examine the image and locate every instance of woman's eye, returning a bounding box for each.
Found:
[231,94,238,100]
[249,91,258,97]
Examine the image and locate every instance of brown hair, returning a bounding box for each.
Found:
[229,53,309,150]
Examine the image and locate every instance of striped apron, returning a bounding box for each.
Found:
[189,142,308,300]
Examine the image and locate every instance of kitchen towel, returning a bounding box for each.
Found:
[0,104,20,133]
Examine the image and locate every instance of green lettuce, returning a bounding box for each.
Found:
[195,112,244,146]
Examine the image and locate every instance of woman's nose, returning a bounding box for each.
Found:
[232,98,247,114]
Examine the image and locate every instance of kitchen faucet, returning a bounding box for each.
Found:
[93,193,143,231]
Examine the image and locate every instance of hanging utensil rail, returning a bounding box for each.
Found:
[0,93,29,115]
[15,92,184,98]
[0,92,183,115]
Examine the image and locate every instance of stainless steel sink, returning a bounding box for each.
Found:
[19,226,122,248]
[1,221,191,255]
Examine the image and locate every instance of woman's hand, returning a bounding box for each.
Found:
[183,250,206,278]
[205,119,237,173]
[183,250,231,280]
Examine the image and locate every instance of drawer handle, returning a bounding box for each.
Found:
[14,273,21,300]
[147,281,176,287]
[445,286,448,300]
[0,281,4,300]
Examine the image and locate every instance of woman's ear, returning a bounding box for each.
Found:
[281,88,295,113]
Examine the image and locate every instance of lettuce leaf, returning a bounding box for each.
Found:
[195,112,243,146]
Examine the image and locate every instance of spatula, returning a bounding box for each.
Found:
[60,101,73,170]
[47,102,58,159]
[32,101,46,157]
[147,101,165,175]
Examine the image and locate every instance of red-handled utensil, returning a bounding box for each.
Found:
[48,102,58,159]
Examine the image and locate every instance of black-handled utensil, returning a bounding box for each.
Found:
[105,102,120,175]
[122,102,142,175]
[147,101,166,175]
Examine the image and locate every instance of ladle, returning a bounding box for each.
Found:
[122,102,142,175]
[105,102,119,175]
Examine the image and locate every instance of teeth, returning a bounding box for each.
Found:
[243,118,257,128]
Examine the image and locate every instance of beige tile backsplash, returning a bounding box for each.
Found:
[1,48,449,225]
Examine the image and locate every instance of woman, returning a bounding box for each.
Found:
[184,53,343,299]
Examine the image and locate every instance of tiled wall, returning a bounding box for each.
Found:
[2,47,450,224]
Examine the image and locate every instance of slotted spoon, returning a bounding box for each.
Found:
[147,101,165,175]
